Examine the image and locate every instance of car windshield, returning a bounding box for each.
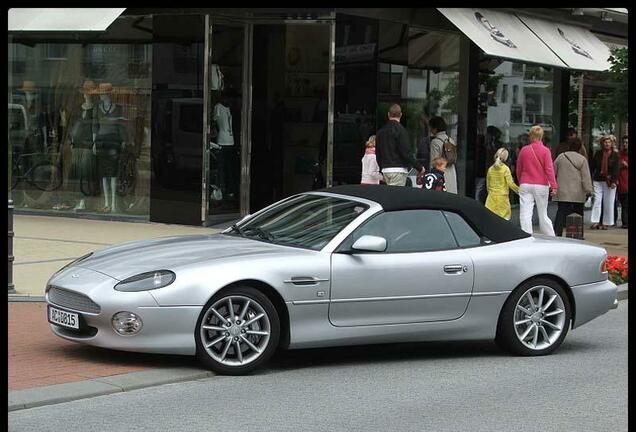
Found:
[228,194,368,251]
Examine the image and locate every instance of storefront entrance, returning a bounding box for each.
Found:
[250,23,331,212]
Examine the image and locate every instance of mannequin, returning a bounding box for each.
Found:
[93,82,126,213]
[212,95,235,199]
[69,80,98,211]
[20,80,47,163]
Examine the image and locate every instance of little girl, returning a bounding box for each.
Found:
[485,148,519,220]
[361,135,383,185]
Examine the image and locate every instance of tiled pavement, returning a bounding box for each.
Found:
[8,302,199,391]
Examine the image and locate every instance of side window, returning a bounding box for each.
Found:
[443,211,482,248]
[342,210,458,253]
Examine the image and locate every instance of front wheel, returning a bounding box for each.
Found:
[496,278,571,356]
[195,287,280,375]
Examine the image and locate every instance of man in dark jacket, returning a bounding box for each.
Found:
[376,104,424,186]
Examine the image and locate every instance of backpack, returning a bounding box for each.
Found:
[442,135,457,166]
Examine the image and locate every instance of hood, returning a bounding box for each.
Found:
[75,234,305,280]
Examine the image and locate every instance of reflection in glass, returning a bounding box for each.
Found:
[8,18,152,219]
[475,58,554,204]
[207,23,244,217]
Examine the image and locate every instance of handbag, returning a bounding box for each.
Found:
[529,144,554,200]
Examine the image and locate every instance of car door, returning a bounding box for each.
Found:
[329,209,475,327]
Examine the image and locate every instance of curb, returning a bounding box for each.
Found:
[617,283,628,301]
[8,367,214,412]
[8,294,46,302]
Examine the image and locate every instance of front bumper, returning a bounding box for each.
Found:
[46,267,202,356]
[571,279,618,329]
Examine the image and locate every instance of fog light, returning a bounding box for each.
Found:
[112,311,143,336]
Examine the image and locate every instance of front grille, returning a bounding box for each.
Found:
[47,286,101,314]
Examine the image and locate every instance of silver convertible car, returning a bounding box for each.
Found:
[46,185,618,374]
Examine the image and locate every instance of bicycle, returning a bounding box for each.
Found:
[10,152,62,198]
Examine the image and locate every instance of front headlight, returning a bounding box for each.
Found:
[114,270,176,292]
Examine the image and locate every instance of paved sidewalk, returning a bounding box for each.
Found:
[11,214,217,297]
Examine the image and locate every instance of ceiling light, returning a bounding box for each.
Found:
[571,8,585,16]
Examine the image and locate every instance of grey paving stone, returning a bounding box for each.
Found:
[9,380,122,411]
[92,367,214,392]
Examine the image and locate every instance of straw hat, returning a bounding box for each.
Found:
[95,82,113,95]
[79,80,97,94]
[19,80,38,92]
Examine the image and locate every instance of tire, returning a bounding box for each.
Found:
[195,286,280,375]
[496,277,571,356]
[31,163,61,191]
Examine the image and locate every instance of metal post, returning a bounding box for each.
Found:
[8,200,16,294]
[577,73,584,138]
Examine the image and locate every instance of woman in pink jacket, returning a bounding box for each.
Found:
[515,125,558,236]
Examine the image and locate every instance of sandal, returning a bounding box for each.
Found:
[590,223,600,230]
[599,224,608,230]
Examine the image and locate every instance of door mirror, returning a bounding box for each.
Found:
[351,235,387,253]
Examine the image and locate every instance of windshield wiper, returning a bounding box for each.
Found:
[229,223,245,237]
[244,227,276,243]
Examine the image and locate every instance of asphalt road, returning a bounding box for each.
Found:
[9,302,627,432]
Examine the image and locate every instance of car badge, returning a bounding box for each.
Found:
[71,274,80,278]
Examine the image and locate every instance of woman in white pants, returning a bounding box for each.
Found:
[590,135,620,230]
[515,125,558,236]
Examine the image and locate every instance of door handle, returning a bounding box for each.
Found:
[444,265,467,274]
[283,277,329,286]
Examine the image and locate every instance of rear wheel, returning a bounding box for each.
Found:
[195,286,280,375]
[496,278,571,356]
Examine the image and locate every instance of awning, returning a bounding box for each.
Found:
[516,14,612,71]
[437,8,567,68]
[438,8,614,71]
[8,8,126,32]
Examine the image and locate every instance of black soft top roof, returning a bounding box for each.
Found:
[318,184,530,243]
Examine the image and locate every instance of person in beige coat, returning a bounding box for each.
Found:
[552,138,593,236]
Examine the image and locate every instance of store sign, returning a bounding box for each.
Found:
[515,14,612,71]
[437,8,567,68]
[335,43,376,63]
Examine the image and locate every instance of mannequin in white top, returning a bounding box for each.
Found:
[211,97,237,200]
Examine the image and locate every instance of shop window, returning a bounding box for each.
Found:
[8,16,153,220]
[476,58,556,203]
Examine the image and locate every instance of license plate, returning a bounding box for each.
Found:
[48,306,80,330]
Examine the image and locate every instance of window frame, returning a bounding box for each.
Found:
[336,208,492,254]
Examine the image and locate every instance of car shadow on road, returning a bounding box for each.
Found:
[264,340,501,373]
[263,338,599,374]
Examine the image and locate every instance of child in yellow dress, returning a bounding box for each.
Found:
[485,148,519,220]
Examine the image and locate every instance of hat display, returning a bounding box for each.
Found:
[19,80,38,92]
[95,82,113,95]
[79,80,97,94]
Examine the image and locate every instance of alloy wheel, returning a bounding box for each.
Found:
[199,295,271,367]
[513,285,566,351]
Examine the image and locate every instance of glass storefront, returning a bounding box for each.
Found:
[474,57,555,203]
[8,9,623,226]
[8,15,152,219]
[333,14,461,188]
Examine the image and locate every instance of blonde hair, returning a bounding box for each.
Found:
[528,125,544,142]
[366,135,376,148]
[493,148,509,167]
[432,156,447,168]
[600,135,614,150]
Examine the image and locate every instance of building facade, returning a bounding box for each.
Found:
[7,8,628,225]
